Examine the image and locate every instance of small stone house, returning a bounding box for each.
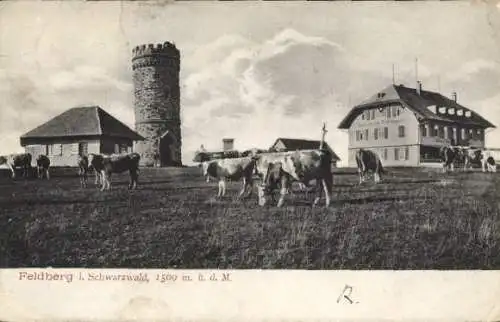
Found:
[20,106,144,167]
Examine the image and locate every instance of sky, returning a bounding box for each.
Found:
[1,1,500,166]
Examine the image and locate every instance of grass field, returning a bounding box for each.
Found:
[1,166,499,269]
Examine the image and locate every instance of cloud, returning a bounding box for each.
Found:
[181,28,351,162]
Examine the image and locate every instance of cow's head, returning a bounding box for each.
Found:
[282,153,304,182]
[257,162,285,206]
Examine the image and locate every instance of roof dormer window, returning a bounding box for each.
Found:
[457,109,464,116]
[438,107,447,114]
[448,108,455,115]
[465,111,472,118]
[427,105,437,114]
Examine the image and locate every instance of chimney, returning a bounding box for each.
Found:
[416,81,422,95]
[452,91,457,102]
[222,138,234,152]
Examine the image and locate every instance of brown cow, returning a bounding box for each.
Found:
[36,154,50,179]
[0,153,32,179]
[355,149,386,184]
[77,155,90,188]
[89,153,141,191]
[201,156,256,198]
[255,149,333,207]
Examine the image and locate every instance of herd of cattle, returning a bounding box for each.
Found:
[0,152,141,191]
[0,144,497,208]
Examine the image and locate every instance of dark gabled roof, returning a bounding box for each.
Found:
[20,106,144,141]
[271,138,341,161]
[338,84,495,129]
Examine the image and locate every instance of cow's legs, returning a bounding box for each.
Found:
[129,170,138,189]
[46,168,50,180]
[374,171,381,183]
[277,187,287,208]
[8,165,15,179]
[358,170,363,184]
[311,177,326,207]
[100,170,109,191]
[322,176,333,207]
[450,163,454,172]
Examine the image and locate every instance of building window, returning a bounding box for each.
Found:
[394,148,399,161]
[405,146,409,160]
[374,128,379,140]
[421,125,427,137]
[78,142,88,156]
[396,108,401,117]
[356,131,360,141]
[359,130,363,141]
[386,107,391,119]
[433,125,439,137]
[371,110,375,120]
[361,113,365,120]
[384,127,388,139]
[392,106,398,118]
[364,129,369,140]
[47,144,62,156]
[398,125,405,138]
[461,128,466,140]
[384,148,388,160]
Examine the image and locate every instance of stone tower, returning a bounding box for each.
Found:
[132,42,182,167]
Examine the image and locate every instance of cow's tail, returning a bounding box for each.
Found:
[355,152,364,173]
[378,158,387,174]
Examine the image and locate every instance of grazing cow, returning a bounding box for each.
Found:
[0,153,32,178]
[439,146,459,173]
[36,154,50,179]
[485,156,497,172]
[255,149,333,207]
[460,148,483,172]
[355,149,386,184]
[89,153,141,191]
[201,156,256,198]
[77,155,89,188]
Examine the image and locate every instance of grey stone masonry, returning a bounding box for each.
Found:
[132,42,182,167]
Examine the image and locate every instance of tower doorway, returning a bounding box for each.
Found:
[159,131,177,167]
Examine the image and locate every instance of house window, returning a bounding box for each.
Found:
[405,146,409,160]
[433,125,439,137]
[364,129,369,140]
[383,148,388,160]
[384,127,388,139]
[374,128,379,140]
[45,145,49,155]
[356,131,360,141]
[398,125,405,138]
[386,107,391,119]
[461,128,466,140]
[396,108,401,116]
[371,110,375,120]
[392,106,398,117]
[361,113,365,120]
[120,144,129,153]
[78,142,88,156]
[359,130,363,141]
[47,144,62,156]
[394,148,399,161]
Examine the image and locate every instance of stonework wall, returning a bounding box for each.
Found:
[24,140,100,167]
[132,42,182,167]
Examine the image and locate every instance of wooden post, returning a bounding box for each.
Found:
[320,122,328,149]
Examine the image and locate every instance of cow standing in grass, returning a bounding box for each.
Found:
[89,153,141,191]
[439,146,459,173]
[77,155,90,188]
[355,149,385,184]
[36,154,50,179]
[484,156,497,172]
[0,153,32,179]
[202,156,256,198]
[255,149,333,207]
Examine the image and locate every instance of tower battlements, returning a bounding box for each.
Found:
[132,42,180,60]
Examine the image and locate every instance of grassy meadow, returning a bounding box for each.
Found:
[0,166,499,269]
